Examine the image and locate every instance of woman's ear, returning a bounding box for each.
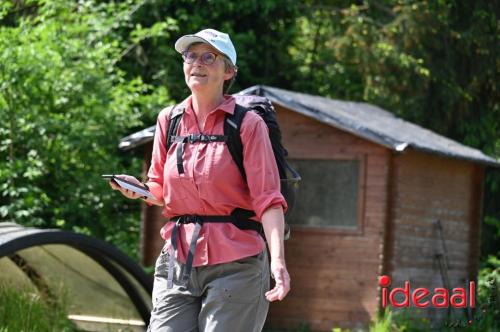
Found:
[223,67,237,81]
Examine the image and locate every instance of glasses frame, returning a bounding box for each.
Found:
[182,51,220,65]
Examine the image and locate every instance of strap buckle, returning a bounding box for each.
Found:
[178,215,203,224]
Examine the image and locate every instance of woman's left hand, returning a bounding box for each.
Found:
[109,174,143,200]
[265,258,291,301]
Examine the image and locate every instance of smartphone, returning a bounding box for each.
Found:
[102,174,153,199]
[102,174,117,183]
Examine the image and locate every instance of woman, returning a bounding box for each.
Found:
[109,28,290,332]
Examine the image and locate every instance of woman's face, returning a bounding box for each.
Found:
[183,43,234,94]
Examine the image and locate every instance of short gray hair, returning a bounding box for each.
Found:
[222,56,238,94]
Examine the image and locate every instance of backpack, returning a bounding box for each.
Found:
[166,94,300,240]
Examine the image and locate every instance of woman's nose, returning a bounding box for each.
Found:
[192,55,205,66]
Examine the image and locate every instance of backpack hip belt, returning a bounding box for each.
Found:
[166,209,263,289]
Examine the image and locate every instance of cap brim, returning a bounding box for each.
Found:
[175,35,215,54]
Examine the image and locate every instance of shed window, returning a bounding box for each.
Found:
[287,159,361,228]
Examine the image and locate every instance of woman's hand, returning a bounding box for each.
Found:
[108,174,143,200]
[265,257,291,302]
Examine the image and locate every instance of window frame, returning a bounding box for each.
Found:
[288,154,367,236]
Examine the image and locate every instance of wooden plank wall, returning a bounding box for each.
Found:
[385,151,483,322]
[266,106,391,331]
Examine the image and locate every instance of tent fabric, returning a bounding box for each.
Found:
[0,222,153,329]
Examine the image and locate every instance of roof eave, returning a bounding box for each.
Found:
[118,125,156,151]
[406,145,500,168]
[256,85,402,150]
[255,85,500,168]
[117,85,500,168]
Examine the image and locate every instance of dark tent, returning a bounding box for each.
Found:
[0,222,152,331]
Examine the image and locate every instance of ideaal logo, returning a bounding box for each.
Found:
[378,275,475,308]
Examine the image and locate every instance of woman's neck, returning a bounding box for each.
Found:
[191,91,225,118]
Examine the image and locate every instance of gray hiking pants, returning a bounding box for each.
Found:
[147,247,270,332]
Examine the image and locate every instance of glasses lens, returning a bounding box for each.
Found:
[201,52,216,65]
[182,51,197,64]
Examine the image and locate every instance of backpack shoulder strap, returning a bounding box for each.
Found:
[224,104,248,181]
[166,103,185,150]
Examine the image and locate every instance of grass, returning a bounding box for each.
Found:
[0,283,79,332]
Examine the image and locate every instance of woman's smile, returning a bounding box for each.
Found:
[190,72,207,77]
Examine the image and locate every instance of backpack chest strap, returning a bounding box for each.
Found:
[171,134,228,144]
[172,134,228,174]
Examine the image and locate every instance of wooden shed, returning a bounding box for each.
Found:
[118,85,499,331]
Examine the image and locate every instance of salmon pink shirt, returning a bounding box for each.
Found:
[145,95,287,266]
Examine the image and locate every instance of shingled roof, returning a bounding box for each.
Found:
[118,85,499,167]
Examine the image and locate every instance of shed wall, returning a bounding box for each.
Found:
[265,106,391,331]
[385,150,484,322]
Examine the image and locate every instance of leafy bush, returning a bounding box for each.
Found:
[0,0,171,259]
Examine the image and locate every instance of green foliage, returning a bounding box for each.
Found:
[116,0,303,100]
[477,255,499,321]
[378,309,432,332]
[368,309,392,332]
[0,284,77,332]
[0,0,170,258]
[291,1,498,151]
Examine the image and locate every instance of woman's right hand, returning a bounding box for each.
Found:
[108,174,143,200]
[266,257,291,302]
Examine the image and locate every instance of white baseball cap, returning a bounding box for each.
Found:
[174,28,237,66]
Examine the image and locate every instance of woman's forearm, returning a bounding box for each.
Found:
[143,181,164,206]
[142,196,164,206]
[262,205,291,301]
[261,206,285,261]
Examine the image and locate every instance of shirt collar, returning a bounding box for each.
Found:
[184,95,236,116]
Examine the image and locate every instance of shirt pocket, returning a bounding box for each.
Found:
[198,142,243,205]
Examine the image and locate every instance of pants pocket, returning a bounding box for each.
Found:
[211,252,267,304]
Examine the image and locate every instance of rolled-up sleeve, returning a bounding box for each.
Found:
[240,112,288,220]
[145,108,170,202]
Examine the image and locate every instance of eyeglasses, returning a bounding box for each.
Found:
[182,51,219,65]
